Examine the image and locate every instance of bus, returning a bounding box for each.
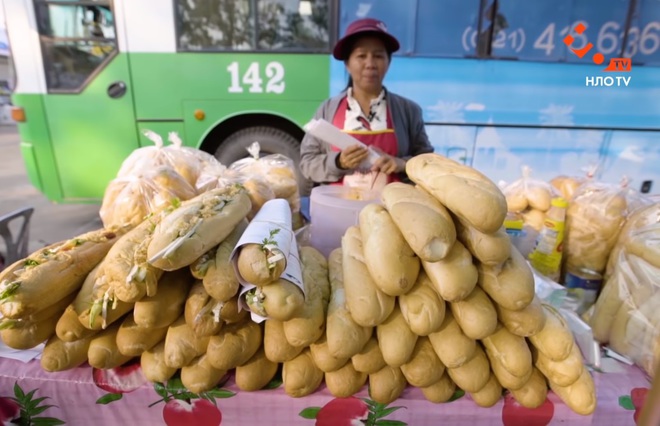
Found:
[3,0,660,202]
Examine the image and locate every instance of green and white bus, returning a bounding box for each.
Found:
[4,0,660,202]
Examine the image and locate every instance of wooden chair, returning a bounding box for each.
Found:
[0,207,34,269]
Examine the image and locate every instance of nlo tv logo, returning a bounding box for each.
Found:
[563,23,632,72]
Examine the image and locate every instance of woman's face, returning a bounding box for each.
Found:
[345,36,390,93]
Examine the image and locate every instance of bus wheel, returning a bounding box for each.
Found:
[214,126,314,197]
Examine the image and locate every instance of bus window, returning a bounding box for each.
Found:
[34,0,117,92]
[624,0,660,65]
[415,0,481,58]
[175,0,330,51]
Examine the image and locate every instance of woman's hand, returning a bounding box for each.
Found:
[338,145,369,170]
[370,147,406,175]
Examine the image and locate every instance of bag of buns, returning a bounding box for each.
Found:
[502,166,557,214]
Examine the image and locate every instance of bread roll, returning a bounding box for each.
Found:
[116,313,169,357]
[325,361,368,398]
[207,319,262,370]
[398,270,446,336]
[506,190,528,213]
[56,305,96,343]
[550,175,582,202]
[235,346,278,391]
[217,296,248,324]
[449,286,498,340]
[381,182,457,262]
[587,273,625,343]
[148,187,251,271]
[163,317,211,369]
[358,203,420,296]
[406,153,507,234]
[41,334,94,372]
[141,341,177,383]
[485,347,533,391]
[446,345,490,393]
[400,337,445,387]
[0,311,60,350]
[456,220,511,267]
[342,226,395,327]
[533,342,584,387]
[428,310,476,368]
[509,367,549,409]
[77,265,135,331]
[377,305,418,367]
[181,354,227,394]
[528,305,574,362]
[237,242,286,286]
[478,246,534,311]
[351,336,386,374]
[522,209,546,232]
[184,281,224,337]
[189,247,215,280]
[420,373,456,403]
[496,295,546,337]
[548,368,596,415]
[481,324,532,378]
[309,334,349,373]
[133,269,192,329]
[244,279,305,321]
[202,218,248,302]
[422,241,478,302]
[326,248,372,359]
[264,319,304,363]
[283,348,324,397]
[88,321,132,369]
[368,365,407,405]
[469,374,502,408]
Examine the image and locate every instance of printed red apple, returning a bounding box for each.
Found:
[93,359,148,393]
[631,387,650,424]
[0,397,19,425]
[315,397,369,426]
[502,393,554,426]
[163,399,222,426]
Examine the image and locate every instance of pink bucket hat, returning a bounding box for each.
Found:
[332,18,400,60]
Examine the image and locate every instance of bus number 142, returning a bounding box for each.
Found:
[227,61,286,94]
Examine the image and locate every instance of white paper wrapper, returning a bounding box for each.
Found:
[304,118,380,168]
[231,199,304,323]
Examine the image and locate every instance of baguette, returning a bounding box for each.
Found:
[368,365,407,405]
[78,271,135,331]
[509,367,549,409]
[420,373,456,403]
[133,269,192,329]
[148,186,252,271]
[481,323,533,378]
[282,246,330,347]
[264,319,304,363]
[548,368,596,416]
[207,319,262,370]
[0,291,74,328]
[456,219,511,267]
[469,374,502,408]
[406,153,507,234]
[326,248,372,359]
[381,182,456,262]
[325,361,368,398]
[87,321,133,369]
[533,342,584,387]
[0,310,60,350]
[140,341,177,383]
[234,346,279,391]
[116,313,169,357]
[237,243,286,286]
[496,294,547,337]
[427,310,476,368]
[203,219,248,301]
[282,348,324,397]
[0,228,120,318]
[377,304,418,367]
[163,316,211,369]
[485,347,533,391]
[41,333,95,372]
[216,296,249,324]
[244,279,305,321]
[184,281,224,337]
[449,286,498,340]
[351,336,386,374]
[528,305,575,362]
[397,270,446,336]
[478,245,535,311]
[189,247,216,280]
[309,334,349,373]
[56,264,99,341]
[358,203,420,296]
[181,354,227,394]
[400,337,445,387]
[446,345,491,393]
[422,241,477,302]
[342,226,395,327]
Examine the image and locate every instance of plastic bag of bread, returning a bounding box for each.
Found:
[503,166,557,213]
[100,165,198,229]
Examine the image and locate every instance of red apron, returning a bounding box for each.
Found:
[330,96,400,189]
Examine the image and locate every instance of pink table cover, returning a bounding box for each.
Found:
[0,356,651,426]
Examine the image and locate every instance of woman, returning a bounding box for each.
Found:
[299,18,434,191]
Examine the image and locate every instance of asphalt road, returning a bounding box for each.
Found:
[0,124,101,257]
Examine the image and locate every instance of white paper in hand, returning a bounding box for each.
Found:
[230,199,304,323]
[304,118,380,168]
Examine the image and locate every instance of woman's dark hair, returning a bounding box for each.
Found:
[342,35,393,90]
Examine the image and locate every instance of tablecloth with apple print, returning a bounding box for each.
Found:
[0,356,652,426]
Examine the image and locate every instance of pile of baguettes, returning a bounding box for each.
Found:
[0,154,595,415]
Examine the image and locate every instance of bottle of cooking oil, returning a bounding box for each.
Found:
[528,197,568,282]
